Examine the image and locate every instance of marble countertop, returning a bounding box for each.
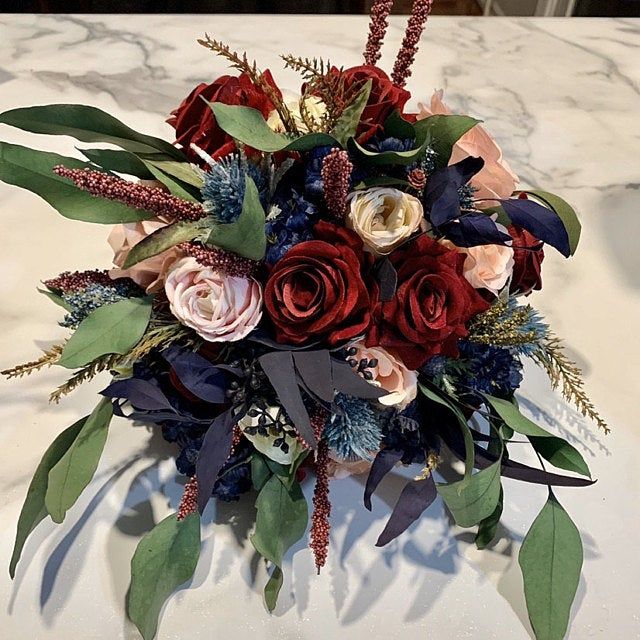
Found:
[0,13,639,640]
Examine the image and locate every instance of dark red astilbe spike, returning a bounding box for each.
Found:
[309,406,332,573]
[391,0,434,88]
[177,476,199,520]
[53,166,206,222]
[321,148,353,220]
[364,0,395,66]
[177,242,259,278]
[43,269,113,292]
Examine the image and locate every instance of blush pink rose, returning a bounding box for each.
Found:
[165,257,263,342]
[416,90,519,204]
[108,216,184,293]
[350,342,418,409]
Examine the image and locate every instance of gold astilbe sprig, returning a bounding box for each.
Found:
[49,352,123,404]
[532,335,610,434]
[123,321,200,364]
[467,300,540,349]
[198,35,299,135]
[1,343,65,379]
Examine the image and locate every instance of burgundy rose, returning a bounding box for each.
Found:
[367,235,490,370]
[264,221,372,346]
[167,71,281,164]
[509,225,545,296]
[339,65,411,143]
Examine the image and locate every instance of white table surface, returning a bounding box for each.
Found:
[0,13,639,640]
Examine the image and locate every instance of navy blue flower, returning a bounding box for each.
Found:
[365,136,415,154]
[212,441,252,502]
[304,145,333,199]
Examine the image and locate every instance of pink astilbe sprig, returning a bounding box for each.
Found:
[364,0,395,66]
[309,406,332,574]
[321,148,353,220]
[53,166,206,222]
[391,0,434,88]
[177,242,259,278]
[177,476,199,521]
[43,269,113,292]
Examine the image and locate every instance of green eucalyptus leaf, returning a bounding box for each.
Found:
[516,189,581,256]
[413,114,480,169]
[128,512,201,640]
[383,110,416,139]
[348,133,431,166]
[0,142,153,223]
[250,475,308,611]
[419,383,474,479]
[123,219,210,269]
[485,395,590,477]
[519,490,583,640]
[58,297,152,369]
[251,453,272,492]
[38,287,73,312]
[0,103,184,159]
[138,156,204,188]
[475,485,503,550]
[205,175,266,260]
[9,417,86,578]
[207,103,336,152]
[44,398,113,523]
[331,79,372,147]
[140,161,199,201]
[79,148,154,179]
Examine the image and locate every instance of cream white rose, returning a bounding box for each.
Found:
[165,257,262,342]
[238,404,305,465]
[267,94,327,134]
[350,342,418,409]
[347,187,424,256]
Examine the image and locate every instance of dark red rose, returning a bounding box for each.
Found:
[339,65,411,143]
[367,235,490,370]
[264,221,373,346]
[509,225,545,296]
[167,71,281,164]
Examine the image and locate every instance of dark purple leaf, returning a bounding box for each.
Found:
[293,350,334,403]
[376,475,437,546]
[331,358,388,400]
[196,409,236,513]
[443,213,512,247]
[259,351,317,449]
[500,198,570,257]
[364,448,404,510]
[248,330,319,351]
[162,347,226,403]
[424,156,485,227]
[101,378,175,412]
[375,258,398,302]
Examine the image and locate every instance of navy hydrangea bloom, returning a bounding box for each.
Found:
[365,136,415,154]
[212,441,253,502]
[304,145,333,199]
[265,190,318,264]
[457,341,523,400]
[202,154,268,223]
[380,400,433,465]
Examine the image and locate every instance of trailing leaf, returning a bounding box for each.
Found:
[57,297,153,369]
[37,287,73,312]
[0,103,184,159]
[0,142,153,223]
[44,398,113,523]
[79,148,154,179]
[519,490,583,640]
[128,512,201,640]
[139,157,201,201]
[250,475,308,611]
[348,133,431,166]
[9,417,86,578]
[475,485,503,549]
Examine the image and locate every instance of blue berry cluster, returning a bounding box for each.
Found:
[61,281,140,328]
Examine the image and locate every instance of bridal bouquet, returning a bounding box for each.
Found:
[0,2,607,639]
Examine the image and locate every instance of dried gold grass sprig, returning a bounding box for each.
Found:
[49,353,123,404]
[467,300,540,349]
[532,334,610,434]
[1,343,65,379]
[198,35,299,135]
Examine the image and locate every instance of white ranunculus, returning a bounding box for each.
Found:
[164,257,263,342]
[346,187,424,256]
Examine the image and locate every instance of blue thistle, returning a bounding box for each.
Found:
[508,300,549,356]
[201,154,267,223]
[324,394,383,461]
[61,281,140,328]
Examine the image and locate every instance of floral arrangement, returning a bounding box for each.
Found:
[0,3,608,639]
